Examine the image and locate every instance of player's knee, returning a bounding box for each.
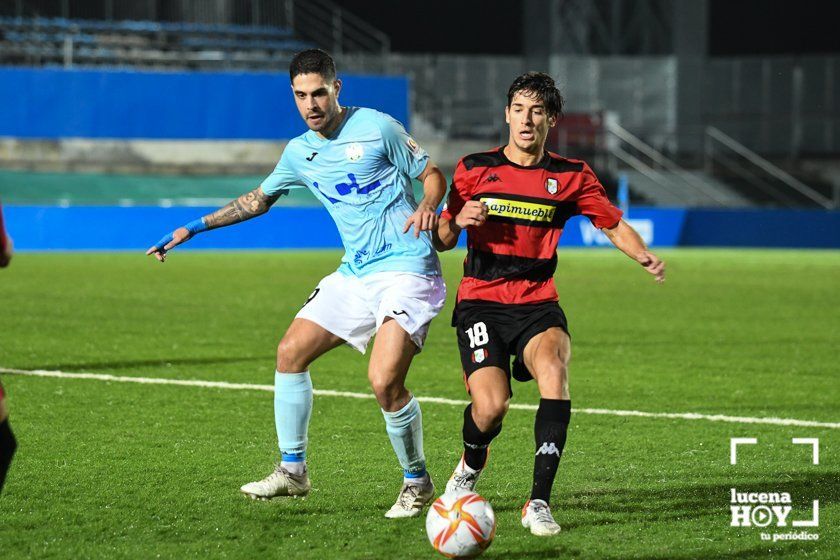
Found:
[472,397,509,432]
[368,374,405,409]
[369,375,397,400]
[276,338,308,372]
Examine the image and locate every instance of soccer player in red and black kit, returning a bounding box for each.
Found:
[0,200,16,494]
[434,72,664,536]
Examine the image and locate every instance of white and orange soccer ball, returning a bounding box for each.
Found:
[425,491,496,559]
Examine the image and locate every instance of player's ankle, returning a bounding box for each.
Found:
[404,468,429,485]
[463,448,487,471]
[280,451,307,475]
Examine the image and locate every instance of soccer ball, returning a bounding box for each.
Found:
[425,491,496,558]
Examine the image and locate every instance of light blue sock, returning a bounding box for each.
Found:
[275,370,313,474]
[381,396,427,481]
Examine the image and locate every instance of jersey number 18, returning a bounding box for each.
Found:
[466,322,489,348]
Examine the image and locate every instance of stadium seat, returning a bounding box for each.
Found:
[0,16,313,69]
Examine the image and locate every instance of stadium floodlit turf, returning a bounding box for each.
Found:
[1,249,837,559]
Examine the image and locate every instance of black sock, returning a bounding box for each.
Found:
[530,399,571,505]
[462,404,502,470]
[0,418,17,493]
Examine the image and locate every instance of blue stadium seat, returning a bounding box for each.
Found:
[0,16,313,68]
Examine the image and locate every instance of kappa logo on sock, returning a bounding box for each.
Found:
[536,442,561,457]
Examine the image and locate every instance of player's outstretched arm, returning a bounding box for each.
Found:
[403,162,447,238]
[602,219,665,283]
[146,186,280,262]
[434,201,488,251]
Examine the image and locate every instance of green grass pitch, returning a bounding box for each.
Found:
[1,249,838,559]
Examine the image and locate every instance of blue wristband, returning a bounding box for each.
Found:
[152,218,207,252]
[185,218,208,235]
[152,231,174,252]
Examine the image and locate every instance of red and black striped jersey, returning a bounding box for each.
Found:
[441,147,622,305]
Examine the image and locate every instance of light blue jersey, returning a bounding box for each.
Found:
[261,107,440,277]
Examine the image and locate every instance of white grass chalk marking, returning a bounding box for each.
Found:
[2,367,838,430]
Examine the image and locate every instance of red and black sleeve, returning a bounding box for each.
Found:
[440,160,473,222]
[575,163,623,229]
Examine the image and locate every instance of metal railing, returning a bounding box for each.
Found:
[704,127,833,209]
[607,146,688,202]
[605,121,734,206]
[2,0,389,54]
[0,15,313,70]
[282,0,389,55]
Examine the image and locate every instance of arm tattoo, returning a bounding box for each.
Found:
[203,187,280,230]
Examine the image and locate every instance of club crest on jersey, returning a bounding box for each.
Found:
[345,142,364,162]
[406,137,424,160]
[472,349,487,364]
[545,178,558,195]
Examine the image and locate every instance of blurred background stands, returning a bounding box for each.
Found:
[1,0,838,210]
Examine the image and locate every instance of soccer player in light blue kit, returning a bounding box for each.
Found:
[146,49,447,518]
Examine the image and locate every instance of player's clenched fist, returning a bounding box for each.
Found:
[455,200,489,229]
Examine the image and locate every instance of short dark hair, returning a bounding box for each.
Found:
[506,72,564,118]
[289,49,336,82]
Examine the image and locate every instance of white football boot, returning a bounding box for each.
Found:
[521,499,562,536]
[384,476,436,518]
[444,454,484,494]
[240,464,311,500]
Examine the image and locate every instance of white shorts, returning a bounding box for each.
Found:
[295,271,447,353]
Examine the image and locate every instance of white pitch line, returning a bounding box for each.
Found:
[2,367,839,430]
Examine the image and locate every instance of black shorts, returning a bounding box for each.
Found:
[453,300,569,390]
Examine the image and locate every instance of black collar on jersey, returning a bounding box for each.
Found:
[498,146,550,170]
[463,146,584,173]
